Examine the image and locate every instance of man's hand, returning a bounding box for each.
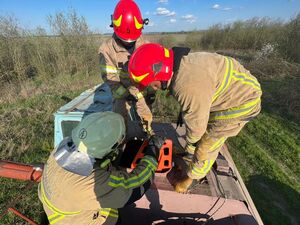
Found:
[144,135,166,161]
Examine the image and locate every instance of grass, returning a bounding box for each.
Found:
[227,112,300,225]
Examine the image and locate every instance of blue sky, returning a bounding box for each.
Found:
[0,0,299,33]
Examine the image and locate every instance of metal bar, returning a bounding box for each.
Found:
[8,208,39,225]
[0,160,43,182]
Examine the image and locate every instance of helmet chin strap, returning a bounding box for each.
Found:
[99,148,120,168]
[161,81,168,90]
[115,35,136,49]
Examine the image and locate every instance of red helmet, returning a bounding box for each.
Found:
[129,43,174,90]
[112,0,145,42]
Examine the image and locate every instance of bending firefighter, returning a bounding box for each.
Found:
[38,112,164,224]
[98,0,153,138]
[128,43,262,193]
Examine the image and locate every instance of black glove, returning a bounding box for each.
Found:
[125,94,137,103]
[145,92,156,105]
[144,135,165,161]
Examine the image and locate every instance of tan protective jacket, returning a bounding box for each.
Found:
[38,152,157,225]
[171,51,262,160]
[98,35,152,128]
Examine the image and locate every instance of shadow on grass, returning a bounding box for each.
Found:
[246,175,300,225]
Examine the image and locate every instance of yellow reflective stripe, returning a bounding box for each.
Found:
[100,65,131,80]
[186,135,200,145]
[48,213,60,220]
[100,65,118,74]
[232,71,261,91]
[131,72,149,83]
[40,182,81,216]
[186,142,196,152]
[108,157,156,188]
[108,167,152,188]
[164,48,170,58]
[113,85,127,99]
[113,15,122,27]
[100,208,119,218]
[212,57,233,103]
[210,97,261,121]
[141,156,158,170]
[209,137,226,151]
[49,214,65,225]
[136,92,144,99]
[134,16,143,29]
[191,160,214,176]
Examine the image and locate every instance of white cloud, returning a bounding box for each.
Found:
[169,18,176,23]
[181,14,197,23]
[212,4,232,11]
[155,7,176,16]
[212,4,220,9]
[158,0,168,3]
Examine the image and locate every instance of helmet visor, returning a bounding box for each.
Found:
[54,138,95,176]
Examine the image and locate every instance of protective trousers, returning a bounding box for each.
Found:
[186,103,260,179]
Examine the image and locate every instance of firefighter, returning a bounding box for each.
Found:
[38,111,164,224]
[128,43,262,193]
[98,0,153,138]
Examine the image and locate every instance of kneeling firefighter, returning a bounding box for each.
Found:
[38,111,164,225]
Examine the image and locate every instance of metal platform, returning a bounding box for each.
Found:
[119,123,264,225]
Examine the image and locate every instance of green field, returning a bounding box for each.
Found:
[0,12,299,225]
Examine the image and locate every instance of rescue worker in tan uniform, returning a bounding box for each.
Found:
[128,43,262,193]
[98,0,153,138]
[38,112,164,224]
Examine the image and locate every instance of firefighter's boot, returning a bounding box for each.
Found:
[174,175,193,193]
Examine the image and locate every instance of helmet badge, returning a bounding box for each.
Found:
[79,128,87,139]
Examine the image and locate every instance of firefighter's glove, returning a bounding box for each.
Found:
[145,92,156,105]
[144,135,166,161]
[125,94,138,103]
[141,115,153,136]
